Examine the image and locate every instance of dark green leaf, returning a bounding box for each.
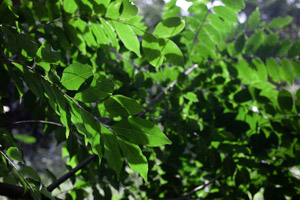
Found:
[288,41,300,58]
[278,89,293,111]
[6,147,22,162]
[20,166,40,181]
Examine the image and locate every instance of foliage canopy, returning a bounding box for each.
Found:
[0,0,300,199]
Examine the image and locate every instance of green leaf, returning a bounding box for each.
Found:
[213,6,238,23]
[102,125,123,178]
[292,61,300,78]
[252,58,267,82]
[153,17,185,38]
[248,8,260,30]
[105,1,122,20]
[245,30,263,56]
[14,134,36,144]
[104,95,143,117]
[269,16,293,29]
[118,138,148,182]
[280,59,294,84]
[288,41,300,58]
[90,22,109,45]
[20,166,40,181]
[100,18,119,51]
[277,89,293,111]
[36,43,60,64]
[113,21,141,57]
[7,147,22,162]
[111,118,172,147]
[183,92,198,102]
[222,0,245,11]
[75,74,114,102]
[61,63,93,90]
[64,0,78,13]
[120,0,138,20]
[266,58,281,83]
[295,89,300,113]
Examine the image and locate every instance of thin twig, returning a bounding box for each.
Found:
[1,120,66,128]
[46,154,98,192]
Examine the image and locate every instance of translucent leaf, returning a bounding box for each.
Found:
[120,0,138,20]
[104,95,143,117]
[280,59,294,84]
[20,166,40,181]
[90,23,109,45]
[153,17,185,38]
[162,38,184,66]
[64,0,78,13]
[163,6,180,19]
[111,118,172,147]
[213,6,238,23]
[183,92,198,102]
[7,147,22,162]
[269,16,292,29]
[222,0,245,11]
[248,8,260,30]
[113,21,141,57]
[252,58,267,82]
[288,41,300,58]
[75,74,114,102]
[102,125,123,178]
[118,138,148,182]
[105,1,122,20]
[61,63,93,90]
[14,134,36,144]
[100,18,119,51]
[278,89,293,111]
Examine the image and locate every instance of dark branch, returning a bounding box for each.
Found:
[46,154,98,192]
[0,120,66,128]
[0,182,62,200]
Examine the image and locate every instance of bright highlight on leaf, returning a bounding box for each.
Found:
[153,17,185,38]
[112,118,172,147]
[61,63,93,90]
[14,134,37,144]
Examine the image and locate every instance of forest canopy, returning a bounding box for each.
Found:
[0,0,300,199]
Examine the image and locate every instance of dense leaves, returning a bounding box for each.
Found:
[1,0,300,199]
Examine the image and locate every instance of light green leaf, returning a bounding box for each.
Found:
[105,1,122,20]
[222,0,245,11]
[162,38,184,66]
[248,8,260,30]
[183,92,198,102]
[100,18,120,51]
[14,134,36,144]
[90,22,109,45]
[280,59,294,84]
[102,125,123,178]
[7,147,22,162]
[20,166,40,181]
[153,17,185,38]
[292,61,300,78]
[213,6,238,23]
[278,89,293,111]
[111,118,172,147]
[61,63,93,90]
[252,58,267,82]
[113,21,141,57]
[75,74,114,102]
[118,138,148,182]
[104,95,143,117]
[64,0,78,13]
[269,16,293,29]
[163,6,180,19]
[120,0,138,20]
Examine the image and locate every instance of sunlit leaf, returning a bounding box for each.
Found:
[112,118,172,146]
[7,147,22,162]
[248,8,260,30]
[61,63,93,90]
[153,17,185,38]
[14,134,36,144]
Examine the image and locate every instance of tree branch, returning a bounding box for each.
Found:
[4,120,66,128]
[46,154,98,192]
[0,182,61,200]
